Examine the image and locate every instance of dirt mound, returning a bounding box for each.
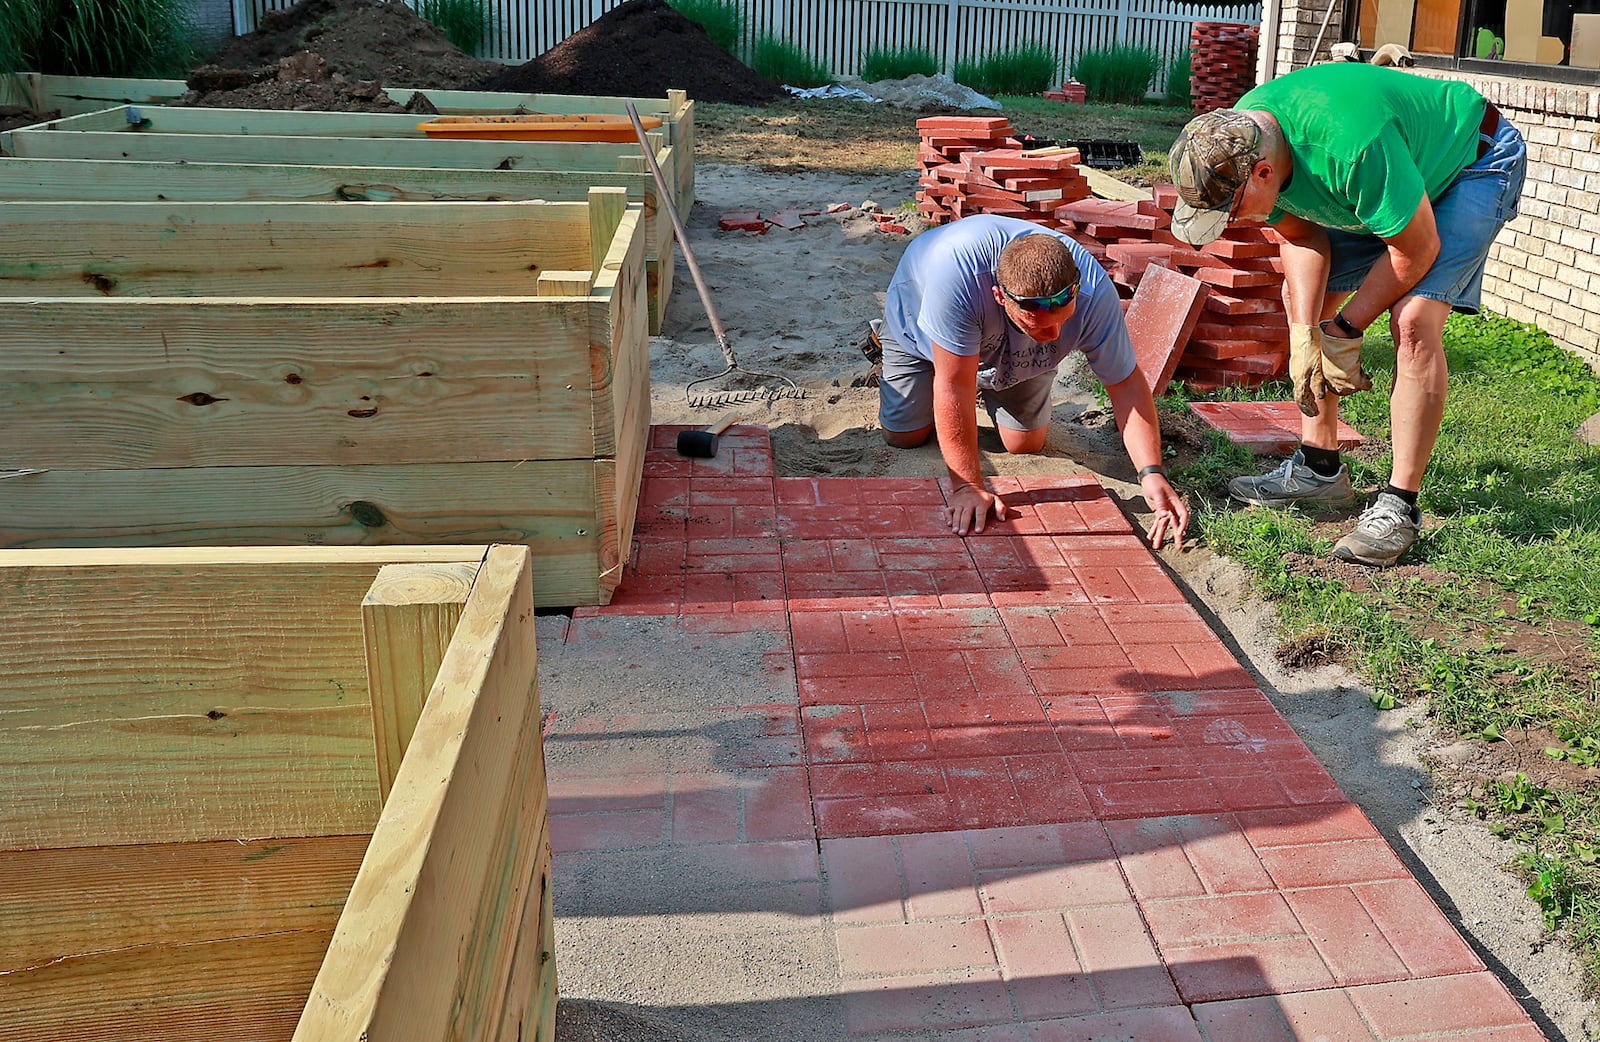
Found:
[476,0,782,106]
[184,52,438,112]
[206,0,501,89]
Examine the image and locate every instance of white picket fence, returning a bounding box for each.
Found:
[232,0,1262,94]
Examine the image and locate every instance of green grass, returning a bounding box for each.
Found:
[415,0,495,57]
[2,0,199,77]
[860,45,939,82]
[1070,44,1162,104]
[750,35,830,88]
[1178,311,1600,987]
[667,0,743,54]
[1165,51,1192,108]
[954,45,1058,96]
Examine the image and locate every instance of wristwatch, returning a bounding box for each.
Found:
[1329,312,1364,338]
[1136,464,1167,480]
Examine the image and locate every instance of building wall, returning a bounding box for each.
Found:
[1263,1,1600,369]
[186,0,235,55]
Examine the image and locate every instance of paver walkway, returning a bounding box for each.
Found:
[542,424,1544,1041]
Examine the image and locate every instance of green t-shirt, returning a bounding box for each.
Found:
[1237,64,1485,238]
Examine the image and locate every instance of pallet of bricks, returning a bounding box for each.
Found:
[915,116,1093,226]
[1190,21,1260,115]
[1,544,554,1042]
[0,105,660,608]
[1054,184,1288,391]
[0,79,694,334]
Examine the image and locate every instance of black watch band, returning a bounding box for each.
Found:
[1137,464,1167,480]
[1331,312,1364,338]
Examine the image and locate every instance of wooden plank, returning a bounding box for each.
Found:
[0,461,607,607]
[588,185,629,275]
[2,928,331,1042]
[1,126,669,175]
[594,210,652,600]
[1085,165,1151,202]
[0,200,592,296]
[494,830,556,1042]
[362,562,478,802]
[536,269,593,295]
[0,298,605,469]
[1,834,367,971]
[296,545,547,1042]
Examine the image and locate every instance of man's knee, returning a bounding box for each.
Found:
[883,424,934,449]
[998,426,1049,454]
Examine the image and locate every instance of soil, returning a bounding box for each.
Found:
[205,0,501,89]
[476,0,782,105]
[0,106,58,133]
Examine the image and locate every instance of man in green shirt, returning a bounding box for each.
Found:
[1167,63,1526,566]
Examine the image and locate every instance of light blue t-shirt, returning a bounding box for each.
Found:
[882,215,1136,391]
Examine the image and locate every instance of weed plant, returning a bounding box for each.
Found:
[415,0,494,56]
[751,35,829,88]
[1071,44,1162,104]
[1182,311,1600,986]
[954,45,1057,96]
[860,45,938,82]
[667,0,743,54]
[1165,51,1192,107]
[1,0,199,77]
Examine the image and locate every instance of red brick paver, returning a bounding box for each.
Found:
[548,425,1544,1039]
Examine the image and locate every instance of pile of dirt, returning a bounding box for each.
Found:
[0,106,59,134]
[205,0,501,89]
[477,0,782,105]
[184,52,436,112]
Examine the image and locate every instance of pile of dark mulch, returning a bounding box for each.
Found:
[183,51,436,113]
[476,0,782,106]
[0,106,59,134]
[206,0,501,89]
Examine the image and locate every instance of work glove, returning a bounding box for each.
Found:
[1317,320,1373,395]
[1289,323,1325,418]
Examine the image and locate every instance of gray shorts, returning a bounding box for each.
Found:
[875,321,1056,434]
[1326,114,1526,313]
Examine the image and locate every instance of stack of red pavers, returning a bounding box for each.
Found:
[1051,185,1288,391]
[916,116,1093,226]
[1190,21,1260,115]
[1041,79,1088,103]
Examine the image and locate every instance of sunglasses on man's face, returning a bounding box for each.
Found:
[1000,282,1079,312]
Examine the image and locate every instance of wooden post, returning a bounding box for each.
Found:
[588,186,628,276]
[536,269,593,296]
[361,560,479,801]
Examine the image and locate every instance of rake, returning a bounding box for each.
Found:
[625,102,806,409]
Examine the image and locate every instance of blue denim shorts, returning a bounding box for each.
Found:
[1325,113,1527,313]
[876,321,1057,433]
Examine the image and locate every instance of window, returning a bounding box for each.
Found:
[1349,0,1600,78]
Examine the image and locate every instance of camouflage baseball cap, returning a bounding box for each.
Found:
[1167,109,1263,245]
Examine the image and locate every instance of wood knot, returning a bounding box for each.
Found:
[176,392,227,407]
[349,500,388,528]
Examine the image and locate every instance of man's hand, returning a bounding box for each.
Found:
[945,482,1008,535]
[1317,320,1372,395]
[1140,473,1189,550]
[1289,322,1327,417]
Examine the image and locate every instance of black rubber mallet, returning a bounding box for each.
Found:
[676,412,739,458]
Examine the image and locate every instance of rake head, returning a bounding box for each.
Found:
[685,363,808,410]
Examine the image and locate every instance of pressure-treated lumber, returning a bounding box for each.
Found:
[1,544,553,1042]
[0,200,594,296]
[0,203,648,606]
[296,545,546,1042]
[1,835,368,1042]
[5,80,694,209]
[362,561,478,801]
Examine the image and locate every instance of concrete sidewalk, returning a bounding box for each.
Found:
[536,424,1544,1041]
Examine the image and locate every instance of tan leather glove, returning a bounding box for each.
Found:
[1318,320,1373,395]
[1289,323,1325,418]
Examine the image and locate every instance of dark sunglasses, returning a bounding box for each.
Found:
[999,281,1079,312]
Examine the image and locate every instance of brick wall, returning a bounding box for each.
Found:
[1261,12,1600,369]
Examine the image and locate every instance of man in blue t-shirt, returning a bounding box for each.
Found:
[877,214,1187,546]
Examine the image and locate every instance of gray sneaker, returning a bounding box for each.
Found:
[1227,450,1355,509]
[1331,492,1421,567]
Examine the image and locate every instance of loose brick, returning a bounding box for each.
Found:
[1125,264,1209,396]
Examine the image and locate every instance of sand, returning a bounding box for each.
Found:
[626,161,1599,1038]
